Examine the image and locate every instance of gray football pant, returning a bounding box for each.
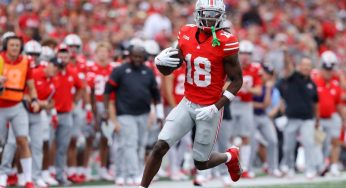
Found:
[51,113,73,180]
[115,114,148,178]
[321,114,342,158]
[0,113,44,180]
[0,103,29,146]
[216,119,232,176]
[0,103,30,176]
[281,118,315,173]
[251,115,279,172]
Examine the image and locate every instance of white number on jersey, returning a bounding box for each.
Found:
[94,75,108,95]
[175,74,185,95]
[185,54,211,87]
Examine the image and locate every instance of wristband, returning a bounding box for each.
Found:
[223,90,235,101]
[155,103,164,119]
[51,108,57,116]
[85,104,92,111]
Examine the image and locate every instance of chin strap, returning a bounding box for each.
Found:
[211,26,220,47]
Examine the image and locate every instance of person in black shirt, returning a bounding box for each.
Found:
[104,45,163,185]
[279,51,319,179]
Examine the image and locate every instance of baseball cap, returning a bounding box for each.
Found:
[262,63,275,75]
[49,57,64,68]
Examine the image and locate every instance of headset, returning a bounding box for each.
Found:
[2,35,24,53]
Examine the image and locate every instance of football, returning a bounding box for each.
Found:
[156,48,184,76]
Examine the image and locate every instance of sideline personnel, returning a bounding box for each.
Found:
[0,35,39,188]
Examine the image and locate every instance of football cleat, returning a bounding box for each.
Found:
[225,146,242,182]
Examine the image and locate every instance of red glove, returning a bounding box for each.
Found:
[85,104,93,125]
[51,109,58,129]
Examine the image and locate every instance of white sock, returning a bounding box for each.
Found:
[68,167,77,176]
[77,167,85,175]
[240,145,251,171]
[225,152,232,163]
[20,158,32,183]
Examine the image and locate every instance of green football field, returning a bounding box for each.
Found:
[52,173,346,188]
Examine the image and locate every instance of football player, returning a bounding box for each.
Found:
[140,0,243,187]
[85,42,117,181]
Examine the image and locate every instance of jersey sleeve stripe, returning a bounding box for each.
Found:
[224,47,239,51]
[225,42,239,46]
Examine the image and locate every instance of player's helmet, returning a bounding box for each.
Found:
[321,51,338,65]
[24,40,42,56]
[40,46,55,61]
[194,0,226,32]
[239,40,254,54]
[144,40,160,56]
[64,34,82,48]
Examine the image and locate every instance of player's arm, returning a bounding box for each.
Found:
[163,74,176,107]
[26,79,40,112]
[215,54,243,110]
[283,47,294,78]
[149,72,164,122]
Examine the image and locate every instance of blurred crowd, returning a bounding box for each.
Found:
[0,0,346,187]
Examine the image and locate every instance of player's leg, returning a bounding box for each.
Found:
[281,119,300,174]
[117,115,139,184]
[55,113,73,185]
[137,114,149,178]
[0,126,17,186]
[11,103,33,186]
[257,115,280,175]
[141,98,194,187]
[328,114,342,175]
[236,102,255,176]
[192,108,227,170]
[28,113,47,187]
[67,109,82,182]
[299,119,315,177]
[96,102,112,180]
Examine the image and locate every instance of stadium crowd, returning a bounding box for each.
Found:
[0,0,346,187]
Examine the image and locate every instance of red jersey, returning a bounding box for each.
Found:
[237,63,262,102]
[177,24,239,105]
[53,65,84,113]
[173,65,186,104]
[87,62,118,102]
[27,67,55,113]
[312,72,342,118]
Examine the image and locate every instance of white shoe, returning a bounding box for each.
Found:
[0,174,8,187]
[271,169,283,177]
[157,168,168,178]
[115,177,125,186]
[99,168,113,181]
[125,177,135,186]
[330,164,341,176]
[18,173,25,186]
[280,165,289,174]
[221,175,232,186]
[42,171,58,186]
[286,169,295,178]
[134,176,141,186]
[305,171,316,179]
[170,171,188,181]
[35,178,48,188]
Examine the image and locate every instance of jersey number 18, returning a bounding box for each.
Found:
[185,54,211,87]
